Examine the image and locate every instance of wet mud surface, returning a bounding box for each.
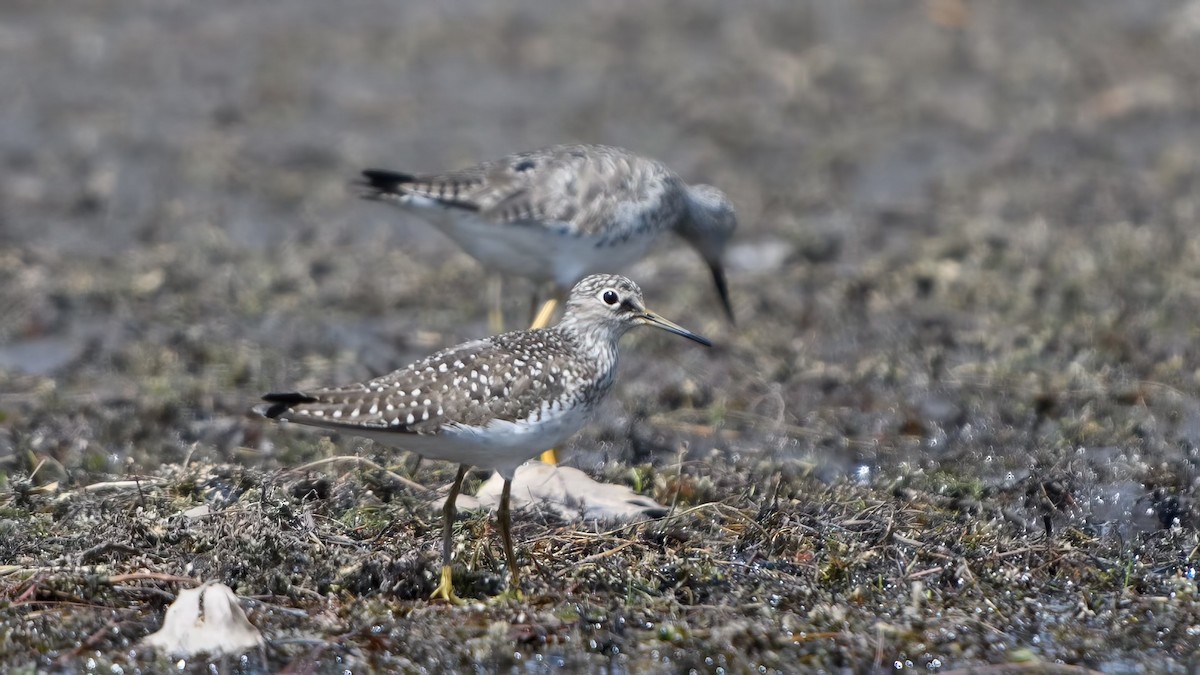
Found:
[4,0,1200,672]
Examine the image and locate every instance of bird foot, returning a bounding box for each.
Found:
[430,565,466,605]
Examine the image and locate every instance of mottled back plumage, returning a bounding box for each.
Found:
[261,274,709,478]
[264,328,612,433]
[362,145,684,241]
[359,144,738,319]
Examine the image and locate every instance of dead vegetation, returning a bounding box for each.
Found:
[1,438,1198,672]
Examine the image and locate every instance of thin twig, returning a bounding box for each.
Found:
[905,566,945,581]
[939,664,1103,675]
[575,540,640,567]
[290,455,428,493]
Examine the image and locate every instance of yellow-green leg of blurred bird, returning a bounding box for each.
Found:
[530,295,561,464]
[431,464,469,605]
[494,476,524,601]
[488,276,505,334]
[529,297,558,331]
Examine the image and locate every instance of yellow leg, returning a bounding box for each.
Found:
[494,476,524,601]
[431,464,469,604]
[430,565,463,605]
[488,276,505,334]
[530,296,561,465]
[529,297,558,330]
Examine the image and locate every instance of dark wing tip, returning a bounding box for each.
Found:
[261,391,319,419]
[357,168,481,212]
[358,169,415,198]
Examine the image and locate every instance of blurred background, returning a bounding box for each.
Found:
[4,0,1200,562]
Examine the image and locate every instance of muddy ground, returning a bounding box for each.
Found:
[4,0,1200,672]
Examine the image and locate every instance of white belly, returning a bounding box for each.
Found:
[427,209,660,288]
[342,403,593,480]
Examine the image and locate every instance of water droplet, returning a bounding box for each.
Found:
[855,465,871,484]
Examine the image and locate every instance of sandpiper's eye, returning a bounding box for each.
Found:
[602,290,620,305]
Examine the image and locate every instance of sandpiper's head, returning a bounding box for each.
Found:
[678,184,737,322]
[561,274,711,346]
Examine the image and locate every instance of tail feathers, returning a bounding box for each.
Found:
[357,168,480,212]
[359,169,416,197]
[261,391,320,419]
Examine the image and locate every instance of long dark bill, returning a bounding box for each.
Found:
[640,311,712,347]
[708,261,735,324]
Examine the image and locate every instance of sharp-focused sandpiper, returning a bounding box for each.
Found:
[358,144,737,330]
[261,274,711,602]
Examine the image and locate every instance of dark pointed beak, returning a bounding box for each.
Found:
[709,261,735,324]
[639,310,712,347]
